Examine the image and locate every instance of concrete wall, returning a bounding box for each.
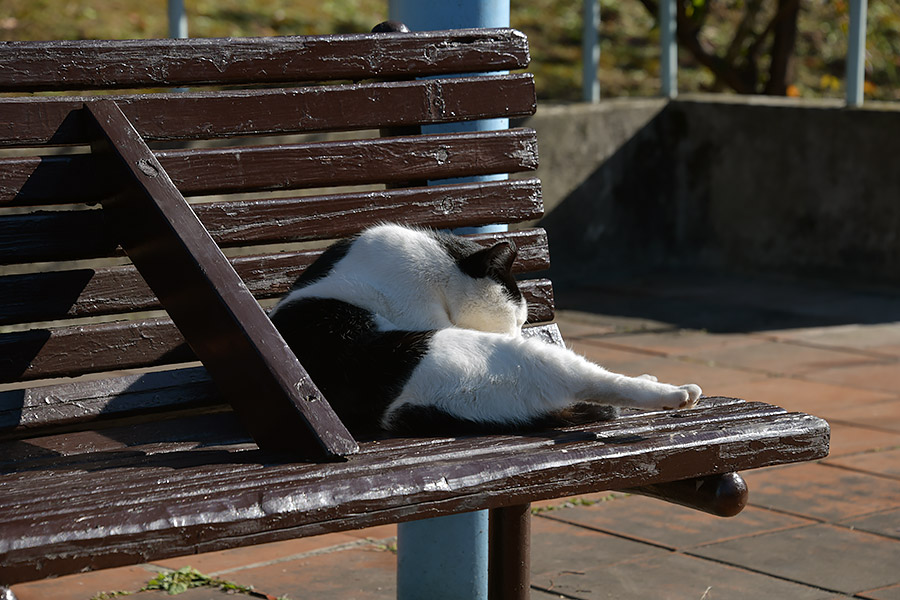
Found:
[521,96,900,285]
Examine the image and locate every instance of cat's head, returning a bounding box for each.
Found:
[441,236,528,336]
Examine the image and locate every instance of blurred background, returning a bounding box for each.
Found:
[2,0,899,102]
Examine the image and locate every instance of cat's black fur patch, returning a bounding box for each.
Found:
[290,236,357,291]
[432,230,484,263]
[270,297,434,438]
[433,233,522,303]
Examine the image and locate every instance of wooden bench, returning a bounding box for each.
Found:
[0,25,829,597]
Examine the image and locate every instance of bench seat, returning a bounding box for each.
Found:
[0,380,827,583]
[0,25,829,594]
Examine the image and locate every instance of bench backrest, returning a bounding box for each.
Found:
[0,29,552,456]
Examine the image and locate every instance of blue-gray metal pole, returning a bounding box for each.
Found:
[846,0,867,107]
[582,0,600,102]
[397,513,490,600]
[660,0,677,98]
[388,2,508,598]
[167,0,188,92]
[167,0,188,39]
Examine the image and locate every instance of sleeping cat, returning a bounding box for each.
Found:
[269,223,701,437]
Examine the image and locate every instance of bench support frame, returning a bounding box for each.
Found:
[86,99,357,459]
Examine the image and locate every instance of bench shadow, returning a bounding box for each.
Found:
[535,103,900,334]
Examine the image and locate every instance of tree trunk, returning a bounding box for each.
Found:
[765,0,800,95]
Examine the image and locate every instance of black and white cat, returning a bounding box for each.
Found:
[269,223,701,437]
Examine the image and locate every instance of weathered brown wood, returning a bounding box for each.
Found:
[0,401,807,500]
[627,472,749,517]
[0,178,543,264]
[175,128,539,195]
[0,74,536,147]
[0,366,215,433]
[489,504,531,600]
[0,29,530,92]
[0,229,549,326]
[0,128,538,206]
[0,207,115,265]
[192,176,541,243]
[0,399,830,583]
[0,279,553,383]
[0,154,116,206]
[0,394,778,466]
[0,317,189,384]
[0,320,558,433]
[85,99,356,459]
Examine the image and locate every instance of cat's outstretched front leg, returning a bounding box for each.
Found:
[594,373,702,410]
[501,333,703,411]
[383,328,702,430]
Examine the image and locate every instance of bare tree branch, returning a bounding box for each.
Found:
[675,0,757,93]
[633,0,800,96]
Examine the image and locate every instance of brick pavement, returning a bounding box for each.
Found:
[10,273,900,600]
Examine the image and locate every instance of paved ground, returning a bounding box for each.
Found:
[12,271,900,600]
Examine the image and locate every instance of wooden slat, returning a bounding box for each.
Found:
[0,229,549,326]
[525,280,555,324]
[0,207,114,265]
[0,399,830,583]
[0,279,554,384]
[0,367,214,434]
[0,154,116,207]
[0,394,761,465]
[1,128,538,206]
[87,99,357,459]
[160,127,538,199]
[0,366,215,433]
[0,317,192,384]
[0,178,543,265]
[191,176,542,243]
[0,74,536,147]
[0,29,529,92]
[0,318,557,433]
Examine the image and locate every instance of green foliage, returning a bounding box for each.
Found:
[368,537,399,553]
[88,565,291,599]
[89,592,133,600]
[140,566,251,595]
[531,493,625,514]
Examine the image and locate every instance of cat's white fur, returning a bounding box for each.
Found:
[274,223,529,334]
[273,223,701,430]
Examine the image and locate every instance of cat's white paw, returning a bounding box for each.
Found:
[659,384,702,410]
[682,383,702,407]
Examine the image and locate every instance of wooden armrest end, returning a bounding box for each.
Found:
[626,472,749,517]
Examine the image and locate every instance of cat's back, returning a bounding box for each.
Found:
[269,228,444,434]
[272,224,459,331]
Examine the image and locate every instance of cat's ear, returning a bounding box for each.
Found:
[488,240,518,275]
[460,241,518,278]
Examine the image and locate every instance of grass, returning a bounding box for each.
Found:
[531,493,626,514]
[88,566,291,599]
[2,0,898,101]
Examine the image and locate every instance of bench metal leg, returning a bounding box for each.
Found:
[397,512,489,600]
[386,4,513,598]
[489,503,531,600]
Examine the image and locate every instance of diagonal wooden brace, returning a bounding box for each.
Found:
[85,99,358,459]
